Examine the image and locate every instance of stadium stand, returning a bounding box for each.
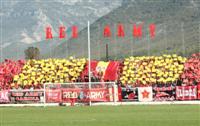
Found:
[0,59,25,90]
[120,54,187,86]
[181,53,200,85]
[0,54,200,90]
[13,57,86,89]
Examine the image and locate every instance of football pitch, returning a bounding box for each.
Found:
[0,105,199,126]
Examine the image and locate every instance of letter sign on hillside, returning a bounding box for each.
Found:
[45,25,78,40]
[46,26,53,39]
[72,25,78,38]
[103,25,111,37]
[133,24,142,38]
[117,24,125,37]
[45,23,156,40]
[149,23,156,39]
[59,26,66,39]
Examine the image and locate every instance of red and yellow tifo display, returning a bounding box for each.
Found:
[181,53,200,85]
[120,54,187,85]
[0,59,25,89]
[13,57,86,88]
[0,53,200,90]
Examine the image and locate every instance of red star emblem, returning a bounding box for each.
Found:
[142,90,149,99]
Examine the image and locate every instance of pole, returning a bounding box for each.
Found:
[164,23,167,54]
[43,84,46,107]
[113,82,117,105]
[0,0,2,62]
[88,21,92,106]
[147,27,150,56]
[181,22,185,56]
[199,23,200,53]
[106,44,108,61]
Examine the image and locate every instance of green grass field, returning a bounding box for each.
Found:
[0,105,199,126]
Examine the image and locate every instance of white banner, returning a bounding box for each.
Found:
[138,87,153,102]
[0,90,10,103]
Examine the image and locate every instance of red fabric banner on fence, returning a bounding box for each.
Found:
[62,88,110,102]
[197,84,200,100]
[0,90,10,103]
[176,86,197,100]
[46,89,62,103]
[46,88,111,103]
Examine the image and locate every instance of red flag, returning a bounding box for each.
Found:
[81,61,98,79]
[104,61,120,81]
[197,84,200,100]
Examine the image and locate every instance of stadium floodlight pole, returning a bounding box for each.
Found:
[88,21,92,106]
[0,0,2,62]
[43,84,46,107]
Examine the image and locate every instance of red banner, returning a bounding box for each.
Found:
[62,88,110,102]
[197,84,200,100]
[46,89,62,103]
[0,90,10,103]
[176,86,197,100]
[46,88,111,103]
[104,61,120,81]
